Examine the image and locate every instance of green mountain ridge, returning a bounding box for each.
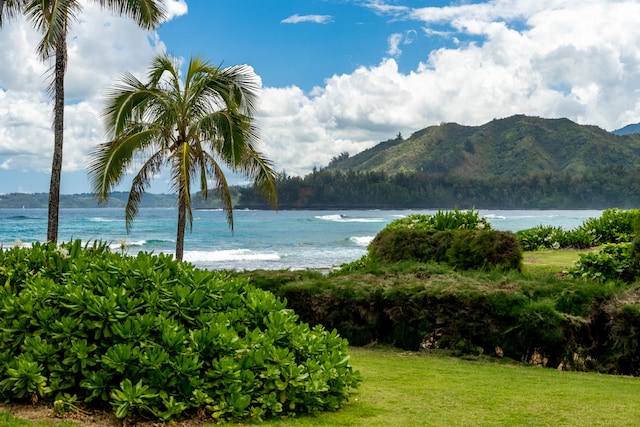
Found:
[327,114,640,178]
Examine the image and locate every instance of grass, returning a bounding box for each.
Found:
[245,346,640,427]
[3,346,640,427]
[522,248,594,276]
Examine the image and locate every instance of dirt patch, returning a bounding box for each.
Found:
[0,403,212,426]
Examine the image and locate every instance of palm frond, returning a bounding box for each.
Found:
[87,126,159,201]
[147,54,180,91]
[202,152,234,231]
[101,72,156,137]
[0,0,25,27]
[125,150,166,232]
[236,148,278,209]
[24,0,80,59]
[214,64,261,116]
[96,0,165,29]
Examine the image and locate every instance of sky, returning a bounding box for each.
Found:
[1,0,640,194]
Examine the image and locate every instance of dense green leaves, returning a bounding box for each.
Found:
[88,53,278,261]
[0,241,360,422]
[366,210,521,271]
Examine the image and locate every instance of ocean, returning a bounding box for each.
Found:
[0,208,603,271]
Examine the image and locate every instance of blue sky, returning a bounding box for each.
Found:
[158,1,456,91]
[1,0,640,194]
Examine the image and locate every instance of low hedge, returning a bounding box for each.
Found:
[245,269,640,376]
[368,228,522,271]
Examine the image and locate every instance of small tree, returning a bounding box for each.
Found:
[88,54,278,260]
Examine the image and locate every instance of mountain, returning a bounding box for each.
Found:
[613,123,640,136]
[327,115,640,179]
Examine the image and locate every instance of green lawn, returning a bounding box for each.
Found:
[3,345,640,427]
[522,248,594,276]
[248,346,640,427]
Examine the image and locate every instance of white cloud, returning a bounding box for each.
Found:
[164,0,188,20]
[387,29,418,57]
[2,0,640,192]
[255,0,640,178]
[0,0,168,176]
[281,14,333,24]
[387,33,403,57]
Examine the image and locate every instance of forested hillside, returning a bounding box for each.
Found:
[326,115,640,178]
[237,115,640,209]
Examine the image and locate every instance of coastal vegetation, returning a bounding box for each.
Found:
[87,54,278,260]
[1,208,640,425]
[0,241,360,423]
[240,208,640,376]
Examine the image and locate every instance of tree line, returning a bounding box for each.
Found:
[237,164,640,210]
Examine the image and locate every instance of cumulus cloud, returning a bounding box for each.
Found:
[0,0,169,175]
[254,0,640,177]
[281,14,333,24]
[2,0,640,191]
[164,0,188,20]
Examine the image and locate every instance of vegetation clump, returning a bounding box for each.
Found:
[244,208,640,376]
[0,241,361,423]
[517,208,640,251]
[367,209,522,271]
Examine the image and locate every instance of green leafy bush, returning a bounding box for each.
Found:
[577,208,640,244]
[515,208,640,251]
[567,243,636,283]
[0,241,361,422]
[368,228,522,271]
[384,208,491,232]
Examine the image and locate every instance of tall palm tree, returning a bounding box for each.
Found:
[88,54,278,261]
[1,0,165,243]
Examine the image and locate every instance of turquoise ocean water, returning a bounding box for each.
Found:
[0,208,603,271]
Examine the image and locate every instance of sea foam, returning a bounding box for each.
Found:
[183,249,280,263]
[315,214,385,223]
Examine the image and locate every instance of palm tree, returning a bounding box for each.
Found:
[0,0,165,243]
[88,54,278,261]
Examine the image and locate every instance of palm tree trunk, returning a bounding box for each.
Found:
[176,190,186,261]
[47,29,66,243]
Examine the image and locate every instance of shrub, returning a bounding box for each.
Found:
[516,225,566,251]
[384,208,491,232]
[604,302,640,375]
[567,243,636,283]
[368,228,522,271]
[0,241,361,423]
[515,209,640,251]
[577,208,640,245]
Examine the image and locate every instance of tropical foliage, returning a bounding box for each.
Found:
[88,54,277,260]
[382,209,491,231]
[517,208,640,251]
[0,241,361,422]
[242,260,640,376]
[0,0,165,243]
